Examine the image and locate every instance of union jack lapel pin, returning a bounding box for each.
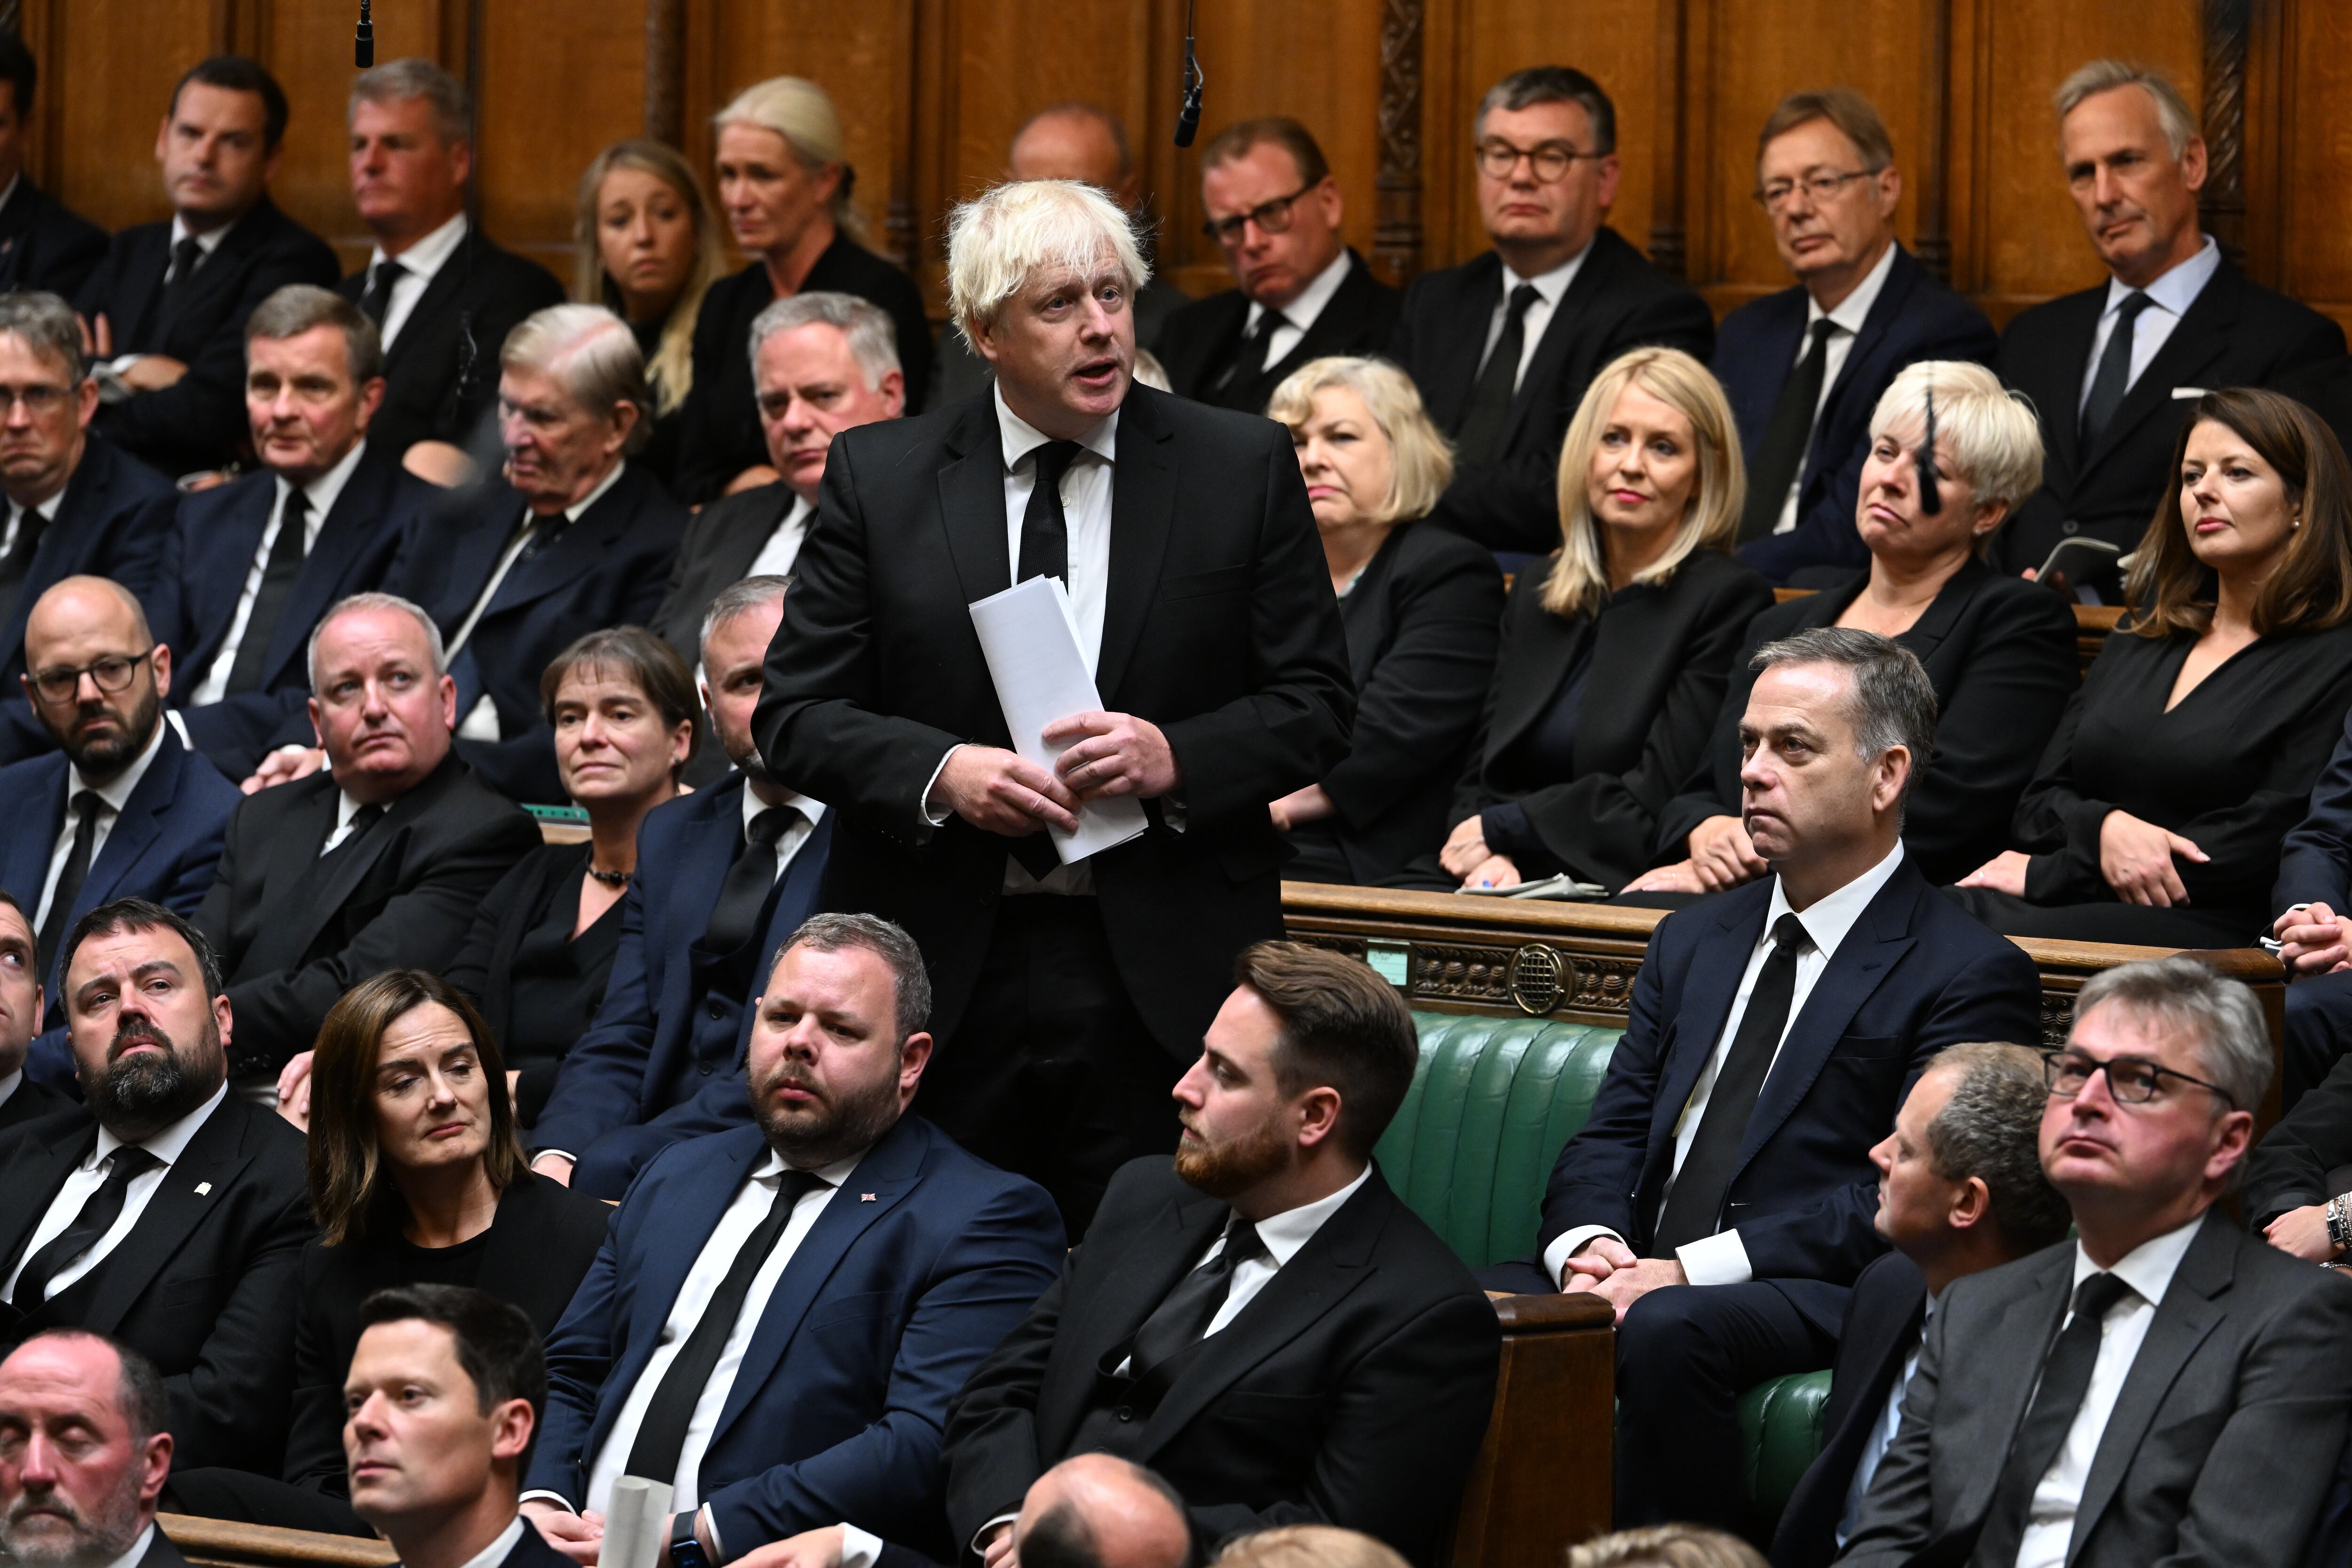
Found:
[860,1192,877,1202]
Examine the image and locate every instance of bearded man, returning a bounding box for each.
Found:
[0,1331,181,1568]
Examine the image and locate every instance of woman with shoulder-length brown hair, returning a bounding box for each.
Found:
[1955,386,2352,946]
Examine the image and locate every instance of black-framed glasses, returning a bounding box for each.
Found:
[28,648,154,705]
[1754,168,1885,213]
[2042,1049,2237,1109]
[1201,183,1315,246]
[0,383,71,416]
[1475,139,1605,183]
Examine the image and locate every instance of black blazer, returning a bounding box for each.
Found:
[1653,561,2080,886]
[441,841,606,1116]
[195,753,540,1077]
[648,478,802,668]
[1157,250,1402,414]
[1541,860,2042,1332]
[2271,691,2352,914]
[1769,1250,1930,1568]
[76,195,341,476]
[0,1075,68,1136]
[336,227,565,461]
[1993,256,2346,576]
[2246,1042,2352,1229]
[0,1094,312,1470]
[281,1171,611,1493]
[1451,549,1772,891]
[675,245,936,503]
[754,384,1354,1059]
[0,177,107,298]
[1715,246,1999,583]
[945,1157,1502,1567]
[1387,228,1715,553]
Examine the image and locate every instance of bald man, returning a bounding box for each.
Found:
[0,576,238,1086]
[0,1331,182,1568]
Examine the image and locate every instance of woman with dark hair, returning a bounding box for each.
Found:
[1953,386,2352,946]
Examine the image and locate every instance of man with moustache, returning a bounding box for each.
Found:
[0,894,69,1132]
[522,913,1062,1567]
[0,898,310,1472]
[0,1331,182,1568]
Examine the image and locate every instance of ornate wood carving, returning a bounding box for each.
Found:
[1648,0,1689,279]
[1373,0,1424,287]
[2201,0,2251,268]
[643,0,685,145]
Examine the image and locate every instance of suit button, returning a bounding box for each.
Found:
[1115,1406,1134,1422]
[698,1064,714,1075]
[709,1002,724,1019]
[2061,520,2080,535]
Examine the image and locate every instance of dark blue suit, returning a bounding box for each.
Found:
[528,1114,1064,1558]
[146,443,433,780]
[1716,246,1998,584]
[532,773,834,1196]
[2270,707,2352,1106]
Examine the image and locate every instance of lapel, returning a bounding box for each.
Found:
[250,759,456,974]
[1337,530,1406,689]
[259,449,399,682]
[935,398,1013,605]
[435,493,524,629]
[483,469,635,624]
[1502,230,1627,451]
[1097,386,1178,705]
[81,730,186,914]
[381,231,475,380]
[2037,288,2109,484]
[2076,264,2239,483]
[1739,289,1811,446]
[1897,558,1987,665]
[1824,1256,1928,1447]
[249,774,342,948]
[716,486,802,584]
[189,476,280,668]
[76,1097,258,1333]
[1804,247,1918,482]
[1428,253,1505,428]
[0,1116,97,1275]
[1647,884,1773,1179]
[1483,584,1593,764]
[158,201,275,346]
[728,806,835,1062]
[1262,252,1373,385]
[1949,1249,2079,1526]
[1043,1183,1228,1449]
[0,755,67,914]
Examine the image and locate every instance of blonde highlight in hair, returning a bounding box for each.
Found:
[946,180,1150,348]
[1542,348,1743,620]
[1866,360,2045,549]
[573,140,723,416]
[1264,356,1454,525]
[713,76,866,244]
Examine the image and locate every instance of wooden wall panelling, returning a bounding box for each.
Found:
[2271,0,2352,333]
[18,0,223,231]
[472,0,649,278]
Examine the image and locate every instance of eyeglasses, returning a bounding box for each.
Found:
[1201,183,1315,247]
[1475,139,1605,183]
[1754,168,1885,213]
[28,648,155,705]
[0,383,71,416]
[2042,1049,2237,1109]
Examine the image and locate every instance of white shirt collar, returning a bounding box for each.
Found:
[558,460,628,524]
[0,1070,22,1112]
[749,1145,869,1186]
[1808,239,1900,335]
[93,1081,226,1170]
[1247,247,1354,334]
[993,383,1118,471]
[71,713,168,811]
[16,485,65,524]
[0,175,20,216]
[1247,1163,1373,1268]
[1764,840,1906,963]
[279,437,369,522]
[1504,239,1594,306]
[168,214,236,257]
[742,780,826,836]
[2071,1209,2205,1309]
[332,789,381,839]
[447,1514,526,1568]
[370,211,469,280]
[2106,233,2221,318]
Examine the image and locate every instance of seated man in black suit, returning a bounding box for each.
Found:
[2261,709,2352,1108]
[147,285,435,782]
[341,58,565,482]
[946,942,1501,1568]
[1995,61,2343,596]
[751,1454,1191,1568]
[0,897,311,1471]
[1158,118,1398,415]
[1485,627,2042,1532]
[1768,1042,2068,1568]
[1717,89,1997,583]
[0,894,67,1132]
[74,56,339,479]
[0,33,106,300]
[0,1330,179,1568]
[1389,66,1712,556]
[195,593,538,1085]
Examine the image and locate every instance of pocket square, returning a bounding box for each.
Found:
[2172,386,2208,399]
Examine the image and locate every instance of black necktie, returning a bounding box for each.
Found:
[1653,913,1812,1254]
[2078,292,2154,452]
[11,1146,161,1313]
[357,258,405,327]
[1454,283,1541,467]
[625,1167,825,1485]
[0,501,45,628]
[1016,441,1083,587]
[1740,320,1840,542]
[322,802,385,861]
[34,791,102,983]
[1127,1215,1270,1383]
[701,807,795,956]
[1972,1272,2136,1566]
[166,236,203,288]
[1217,310,1287,398]
[224,489,310,696]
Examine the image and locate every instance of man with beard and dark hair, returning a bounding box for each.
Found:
[523,912,1062,1566]
[0,897,310,1472]
[944,942,1500,1568]
[0,1330,182,1568]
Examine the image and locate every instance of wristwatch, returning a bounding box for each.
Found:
[2326,1193,2352,1256]
[669,1512,711,1568]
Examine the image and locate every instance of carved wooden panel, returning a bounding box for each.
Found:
[473,0,649,277]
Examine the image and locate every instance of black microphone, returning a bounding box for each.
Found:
[356,0,374,68]
[1174,0,1203,146]
[1916,386,1943,516]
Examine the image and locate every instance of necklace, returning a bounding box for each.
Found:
[584,863,631,888]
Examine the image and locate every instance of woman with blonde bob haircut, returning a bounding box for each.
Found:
[1428,347,1772,893]
[1262,356,1504,885]
[1214,1527,1412,1568]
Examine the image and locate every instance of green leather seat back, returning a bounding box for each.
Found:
[1739,1368,1835,1519]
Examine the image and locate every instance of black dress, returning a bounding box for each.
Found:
[1948,618,2352,947]
[629,311,688,497]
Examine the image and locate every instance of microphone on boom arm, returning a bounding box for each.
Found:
[1174,0,1204,146]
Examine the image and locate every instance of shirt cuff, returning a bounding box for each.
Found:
[699,1505,722,1563]
[839,1524,884,1568]
[519,1490,574,1512]
[1161,793,1186,833]
[970,1512,1020,1556]
[533,1150,577,1167]
[1676,1227,1753,1287]
[1542,1226,1626,1290]
[922,745,965,828]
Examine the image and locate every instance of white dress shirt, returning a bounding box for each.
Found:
[1839,1290,1935,1547]
[1477,244,1592,397]
[190,440,369,706]
[318,789,386,857]
[366,213,469,351]
[1772,240,1900,535]
[0,484,63,564]
[1544,842,1908,1289]
[1,1082,228,1303]
[746,494,817,580]
[2013,1214,2204,1568]
[101,216,235,383]
[33,720,168,932]
[452,461,630,740]
[1243,249,1356,372]
[93,1523,154,1568]
[449,1517,524,1568]
[2076,236,2222,414]
[0,1071,24,1115]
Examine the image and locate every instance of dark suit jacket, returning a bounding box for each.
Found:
[194,752,540,1077]
[648,478,803,667]
[1768,1250,1929,1568]
[529,772,835,1169]
[530,1115,1065,1557]
[148,444,434,779]
[283,1171,611,1494]
[1387,228,1715,553]
[1541,859,2042,1332]
[753,384,1354,1059]
[675,246,937,503]
[442,841,605,1119]
[2244,1043,2352,1229]
[336,227,565,460]
[1157,250,1402,414]
[2272,698,2352,915]
[1842,1209,2352,1568]
[1993,256,2346,576]
[1653,560,2080,885]
[139,1523,199,1568]
[383,464,685,802]
[946,1157,1500,1567]
[0,178,107,299]
[0,1075,67,1135]
[0,1093,313,1470]
[76,195,341,476]
[1716,246,1999,583]
[1451,549,1772,891]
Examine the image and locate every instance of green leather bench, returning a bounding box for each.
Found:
[1377,1010,1835,1536]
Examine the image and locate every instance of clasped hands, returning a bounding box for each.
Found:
[932,713,1178,837]
[1559,1235,1686,1323]
[1957,810,2208,907]
[2275,900,2352,977]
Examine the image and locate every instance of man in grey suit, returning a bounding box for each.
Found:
[1839,956,2352,1568]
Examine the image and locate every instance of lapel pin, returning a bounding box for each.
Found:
[194,1182,213,1196]
[859,1193,876,1202]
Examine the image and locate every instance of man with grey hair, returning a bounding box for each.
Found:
[1487,626,2041,1531]
[1843,957,2352,1568]
[0,1331,180,1568]
[755,176,1352,1233]
[1994,60,2340,596]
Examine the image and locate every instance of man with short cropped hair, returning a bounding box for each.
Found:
[0,892,66,1131]
[754,1453,1192,1568]
[0,1330,178,1568]
[0,33,105,301]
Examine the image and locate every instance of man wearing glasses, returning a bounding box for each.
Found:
[1842,957,2352,1568]
[1389,65,1711,555]
[1714,89,1995,584]
[1157,117,1399,414]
